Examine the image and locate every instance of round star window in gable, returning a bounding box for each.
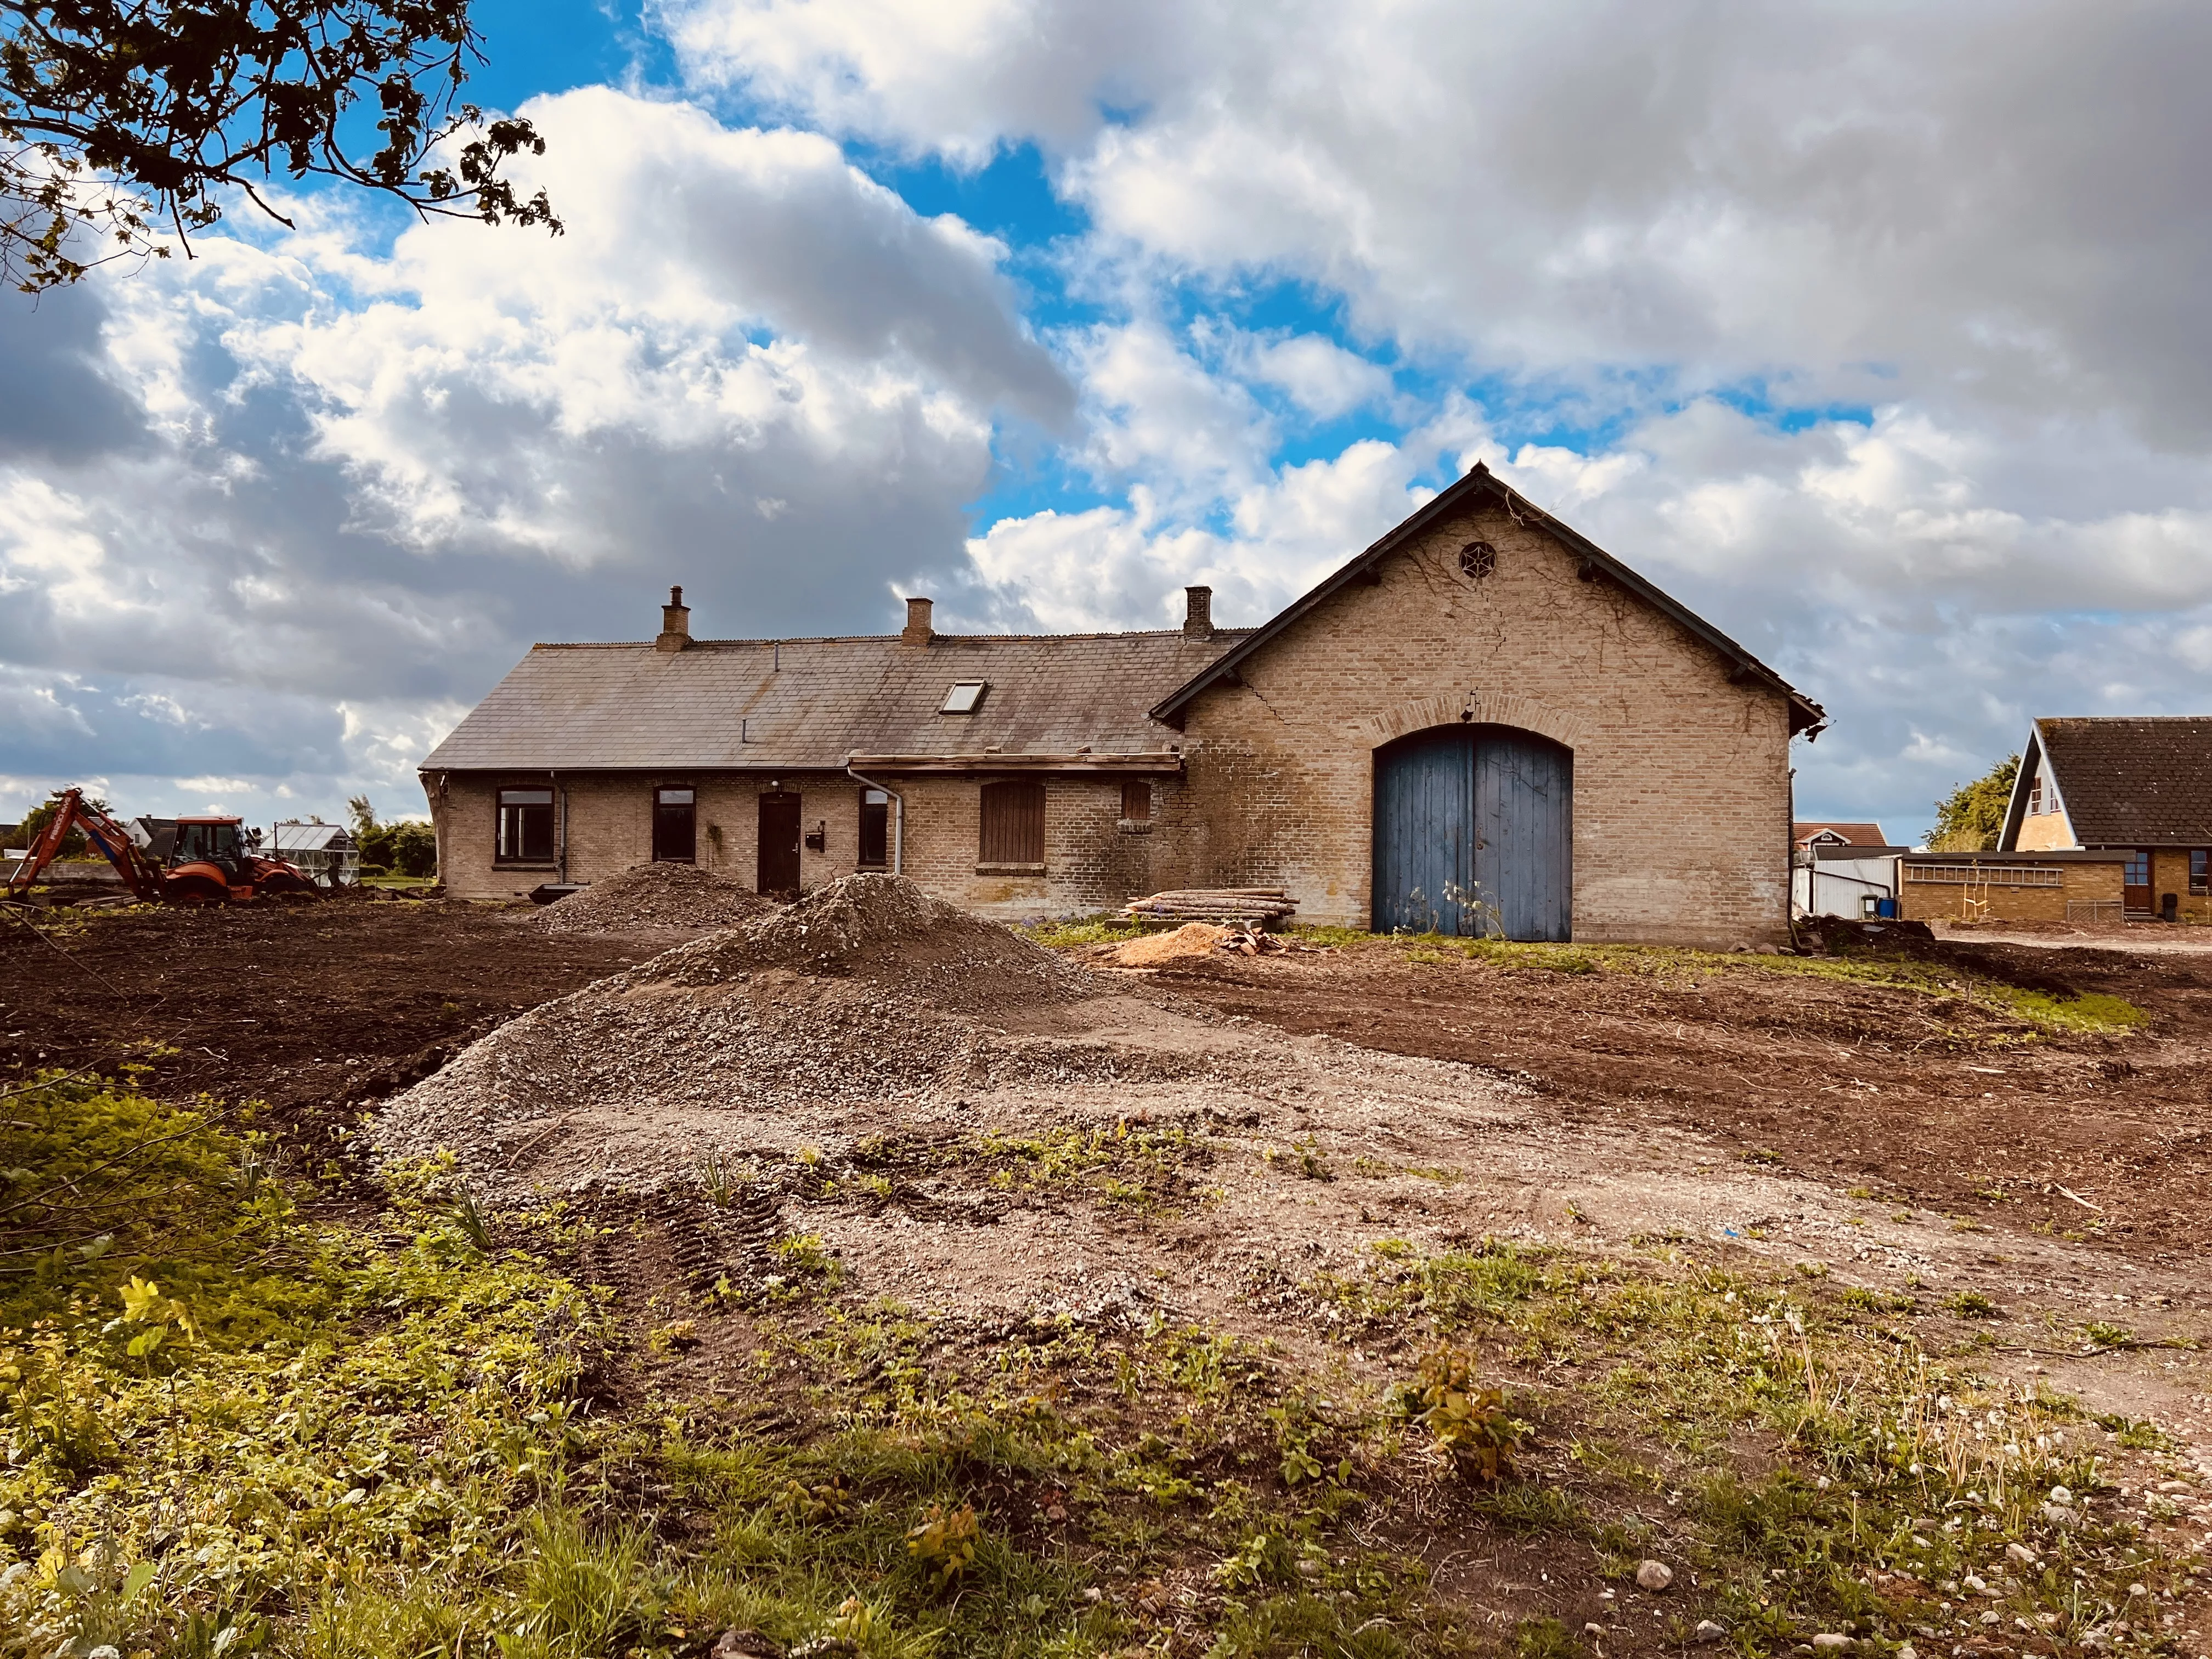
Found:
[1459,540,1497,580]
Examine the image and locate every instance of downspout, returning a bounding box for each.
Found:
[553,769,568,883]
[1786,762,1801,946]
[844,760,902,876]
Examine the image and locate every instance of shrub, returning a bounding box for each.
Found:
[1407,1345,1527,1481]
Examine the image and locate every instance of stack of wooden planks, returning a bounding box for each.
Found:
[1122,887,1297,928]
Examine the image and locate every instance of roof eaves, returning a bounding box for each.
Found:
[1997,723,2049,850]
[1147,464,1827,736]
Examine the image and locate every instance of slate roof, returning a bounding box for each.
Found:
[1795,821,1887,847]
[1150,464,1827,736]
[419,630,1250,774]
[2023,716,2212,846]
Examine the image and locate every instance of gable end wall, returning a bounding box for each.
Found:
[1170,505,1795,945]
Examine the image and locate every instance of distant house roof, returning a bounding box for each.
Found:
[420,630,1250,774]
[1794,821,1887,848]
[1149,464,1827,736]
[273,822,356,853]
[2007,716,2212,847]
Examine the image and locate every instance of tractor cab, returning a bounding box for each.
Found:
[172,817,257,878]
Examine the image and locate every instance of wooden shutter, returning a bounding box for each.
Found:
[1120,780,1152,821]
[979,780,1045,864]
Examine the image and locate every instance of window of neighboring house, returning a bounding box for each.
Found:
[496,787,556,864]
[2028,778,2043,815]
[2192,850,2209,895]
[652,787,697,862]
[859,789,890,869]
[979,779,1045,866]
[1120,780,1152,821]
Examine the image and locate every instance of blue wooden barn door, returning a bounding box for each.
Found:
[1372,725,1572,940]
[1372,727,1474,934]
[1474,730,1573,941]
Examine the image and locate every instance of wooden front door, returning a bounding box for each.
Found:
[757,792,802,892]
[2124,849,2153,915]
[652,786,696,862]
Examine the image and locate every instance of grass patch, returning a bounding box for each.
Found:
[1282,928,2147,1037]
[3,1074,2188,1658]
[1298,1237,2193,1651]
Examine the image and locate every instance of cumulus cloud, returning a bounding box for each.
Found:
[666,0,2212,439]
[0,84,1074,821]
[970,432,1444,631]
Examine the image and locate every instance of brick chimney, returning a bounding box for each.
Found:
[901,595,934,645]
[655,584,692,652]
[1183,585,1214,638]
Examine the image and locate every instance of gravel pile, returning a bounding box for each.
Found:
[530,862,781,934]
[376,874,1161,1193]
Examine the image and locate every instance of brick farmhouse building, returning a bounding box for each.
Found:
[420,465,1825,946]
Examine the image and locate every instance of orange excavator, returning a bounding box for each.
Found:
[4,788,319,905]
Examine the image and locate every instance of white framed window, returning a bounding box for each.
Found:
[940,681,988,714]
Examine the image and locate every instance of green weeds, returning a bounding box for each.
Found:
[1280,929,2146,1036]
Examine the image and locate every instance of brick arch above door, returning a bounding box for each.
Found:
[1354,691,1593,754]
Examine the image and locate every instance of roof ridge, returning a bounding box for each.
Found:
[530,627,1260,651]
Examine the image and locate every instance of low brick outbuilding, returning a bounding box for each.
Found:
[420,465,1825,945]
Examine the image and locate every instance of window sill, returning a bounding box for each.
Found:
[494,862,560,870]
[857,863,891,873]
[976,862,1047,876]
[1116,819,1154,834]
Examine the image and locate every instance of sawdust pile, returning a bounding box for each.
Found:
[1114,922,1231,966]
[376,874,1178,1193]
[531,862,781,934]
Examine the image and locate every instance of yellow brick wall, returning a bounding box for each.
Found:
[428,769,1172,916]
[1169,503,1799,946]
[1895,861,2123,924]
[2149,849,2212,924]
[2015,809,2076,851]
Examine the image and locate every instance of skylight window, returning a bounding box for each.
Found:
[940,681,988,714]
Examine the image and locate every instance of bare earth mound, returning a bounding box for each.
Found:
[530,861,781,934]
[366,872,2175,1350]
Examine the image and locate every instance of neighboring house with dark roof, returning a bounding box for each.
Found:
[1999,715,2212,919]
[1793,820,1887,849]
[421,464,1825,944]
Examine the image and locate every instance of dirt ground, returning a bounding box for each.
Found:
[0,896,661,1169]
[7,893,2210,1652]
[1126,937,2212,1273]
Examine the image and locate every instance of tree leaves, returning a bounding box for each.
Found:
[0,0,560,292]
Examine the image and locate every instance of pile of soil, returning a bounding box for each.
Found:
[532,862,781,934]
[375,874,1187,1193]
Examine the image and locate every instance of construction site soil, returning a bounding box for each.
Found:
[531,861,781,935]
[3,889,2207,1278]
[6,882,2209,1651]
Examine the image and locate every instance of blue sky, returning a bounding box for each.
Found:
[7,0,2212,848]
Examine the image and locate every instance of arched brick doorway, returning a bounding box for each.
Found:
[1372,724,1573,939]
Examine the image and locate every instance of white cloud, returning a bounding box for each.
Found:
[667,0,2212,443]
[970,432,1442,631]
[1226,330,1393,421]
[0,84,1079,821]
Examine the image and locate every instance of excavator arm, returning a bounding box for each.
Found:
[5,789,165,902]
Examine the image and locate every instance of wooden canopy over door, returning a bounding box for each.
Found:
[1372,724,1573,940]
